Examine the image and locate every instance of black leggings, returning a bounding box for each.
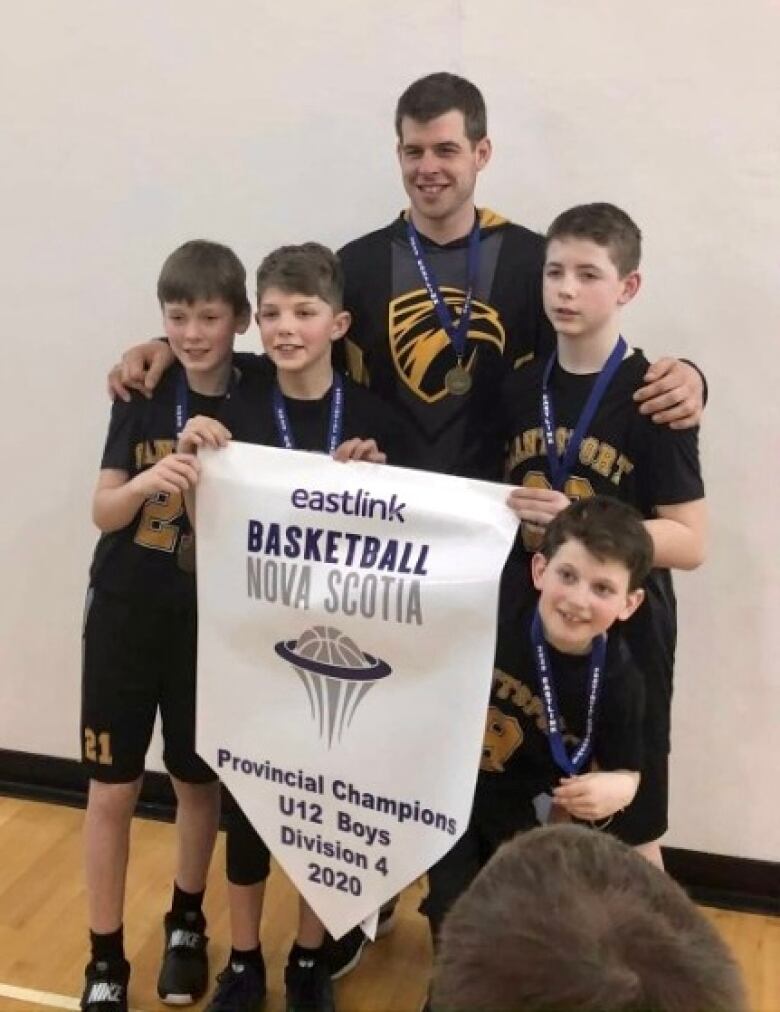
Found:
[225,798,272,886]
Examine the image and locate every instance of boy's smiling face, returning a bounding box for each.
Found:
[532,537,644,654]
[543,237,639,342]
[163,298,248,379]
[256,287,350,384]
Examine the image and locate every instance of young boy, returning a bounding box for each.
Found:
[81,240,251,1011]
[502,203,707,866]
[422,496,652,939]
[178,243,407,1012]
[432,824,747,1012]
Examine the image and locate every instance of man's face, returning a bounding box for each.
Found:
[397,110,491,231]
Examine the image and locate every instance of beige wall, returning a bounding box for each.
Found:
[1,0,778,861]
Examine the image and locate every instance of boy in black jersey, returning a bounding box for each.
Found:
[180,244,402,1012]
[423,497,651,939]
[81,241,251,1012]
[502,203,707,867]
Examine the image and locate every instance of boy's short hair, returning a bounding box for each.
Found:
[541,496,653,591]
[433,824,747,1012]
[255,242,343,311]
[395,72,487,144]
[157,239,250,316]
[547,202,642,277]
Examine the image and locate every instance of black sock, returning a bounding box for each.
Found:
[289,941,324,965]
[171,882,205,921]
[230,945,264,972]
[90,926,125,965]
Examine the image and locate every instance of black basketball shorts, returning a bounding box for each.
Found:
[421,781,538,937]
[80,587,215,785]
[606,746,669,846]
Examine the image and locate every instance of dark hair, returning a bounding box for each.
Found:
[395,72,487,144]
[157,239,249,316]
[546,202,642,276]
[255,242,343,311]
[433,825,747,1012]
[540,497,653,591]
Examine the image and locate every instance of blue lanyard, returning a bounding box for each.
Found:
[406,217,480,362]
[272,373,344,453]
[541,337,626,490]
[531,607,606,776]
[175,365,237,437]
[175,369,189,437]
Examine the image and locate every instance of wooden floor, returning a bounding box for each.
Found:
[0,796,776,1012]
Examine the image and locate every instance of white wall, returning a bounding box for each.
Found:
[1,0,778,862]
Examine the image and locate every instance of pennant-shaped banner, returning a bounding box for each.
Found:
[195,443,517,938]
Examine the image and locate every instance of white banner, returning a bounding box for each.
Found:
[195,443,517,939]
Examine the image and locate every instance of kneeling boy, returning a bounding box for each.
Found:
[423,496,651,938]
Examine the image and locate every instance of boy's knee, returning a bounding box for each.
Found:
[87,777,142,821]
[170,776,220,808]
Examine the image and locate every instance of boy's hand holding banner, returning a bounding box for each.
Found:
[195,443,518,938]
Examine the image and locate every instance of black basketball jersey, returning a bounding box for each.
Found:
[500,349,704,750]
[337,208,556,480]
[89,364,250,608]
[480,606,644,798]
[232,357,415,464]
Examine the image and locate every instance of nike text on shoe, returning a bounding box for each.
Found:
[81,959,130,1012]
[157,910,209,1005]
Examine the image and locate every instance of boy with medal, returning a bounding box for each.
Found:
[177,243,406,1012]
[423,496,651,940]
[81,241,252,1011]
[502,203,707,867]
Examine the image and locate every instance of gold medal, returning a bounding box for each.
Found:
[177,534,196,574]
[444,365,472,396]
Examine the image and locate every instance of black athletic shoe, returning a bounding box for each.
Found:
[157,910,209,1005]
[285,953,335,1012]
[80,958,130,1012]
[322,925,367,980]
[205,960,267,1012]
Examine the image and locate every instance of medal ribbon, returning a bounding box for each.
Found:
[531,607,606,776]
[406,217,480,363]
[175,364,237,437]
[272,372,344,453]
[541,336,626,490]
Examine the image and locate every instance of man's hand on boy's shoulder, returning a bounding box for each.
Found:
[552,769,640,821]
[177,416,232,457]
[634,357,704,429]
[107,338,175,402]
[332,438,387,464]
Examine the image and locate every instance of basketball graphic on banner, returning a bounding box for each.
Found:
[275,625,392,747]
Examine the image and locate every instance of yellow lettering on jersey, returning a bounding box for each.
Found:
[134,439,176,470]
[508,428,635,488]
[491,669,547,732]
[481,707,523,771]
[612,454,634,484]
[134,491,184,553]
[593,442,618,478]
